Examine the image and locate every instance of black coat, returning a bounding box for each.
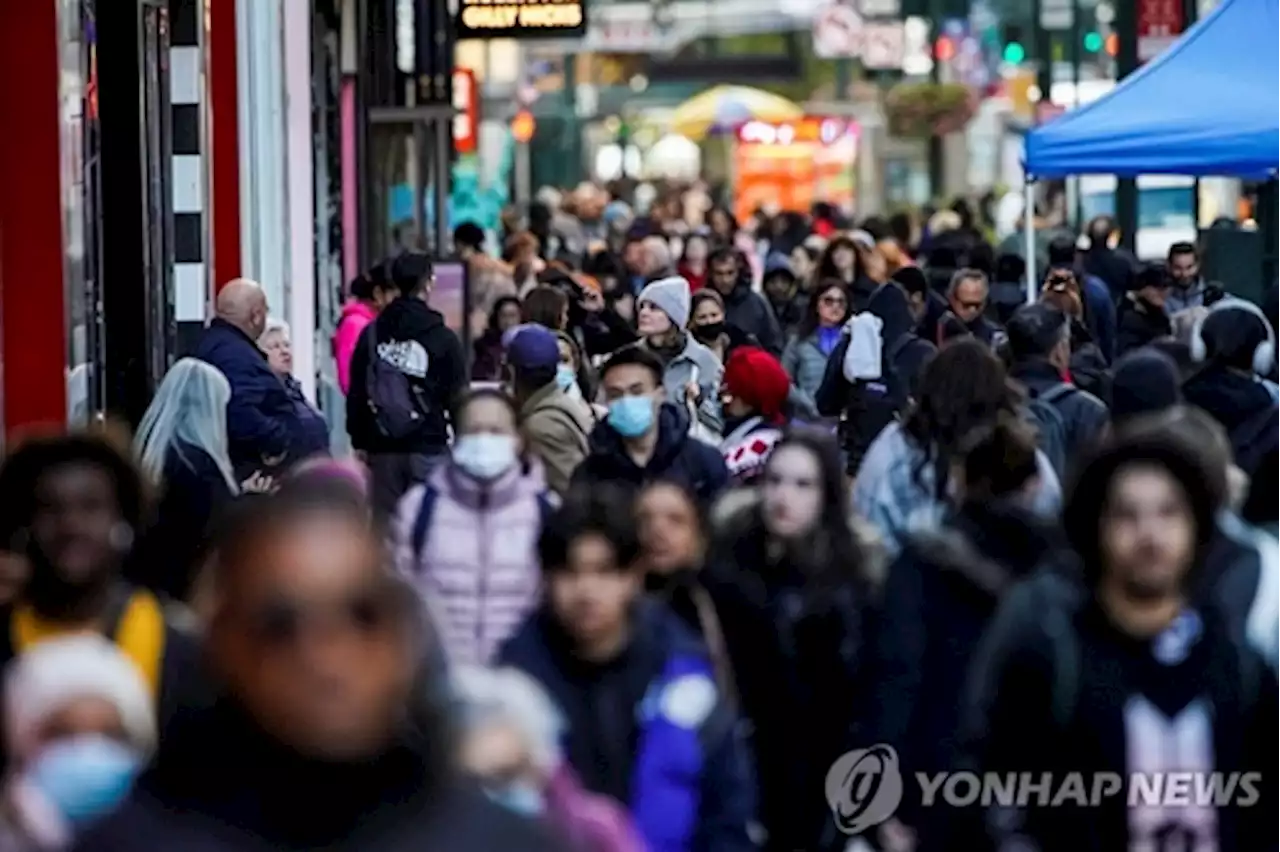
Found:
[1115,294,1172,356]
[1009,359,1109,463]
[721,280,783,356]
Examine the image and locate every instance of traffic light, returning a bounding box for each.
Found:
[935,36,957,62]
[1105,32,1119,55]
[1001,24,1026,64]
[1083,31,1103,52]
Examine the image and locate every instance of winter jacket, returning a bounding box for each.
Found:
[630,337,724,434]
[766,294,806,341]
[781,331,837,412]
[873,502,1065,848]
[1115,293,1172,356]
[194,319,301,475]
[333,300,377,394]
[498,603,757,852]
[718,416,783,486]
[282,375,331,460]
[392,461,545,666]
[1079,272,1118,362]
[1183,365,1279,470]
[131,442,236,602]
[571,404,730,504]
[346,297,467,455]
[72,703,562,852]
[720,279,783,357]
[521,383,593,497]
[852,421,1062,559]
[702,504,879,852]
[1009,359,1109,465]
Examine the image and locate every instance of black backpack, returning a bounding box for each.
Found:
[843,332,918,471]
[1026,384,1077,479]
[363,323,431,440]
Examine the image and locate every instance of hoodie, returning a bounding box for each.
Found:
[332,300,378,394]
[719,275,783,357]
[345,297,467,455]
[570,403,729,504]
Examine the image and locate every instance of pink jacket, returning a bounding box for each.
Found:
[545,764,647,852]
[332,300,377,394]
[392,461,544,665]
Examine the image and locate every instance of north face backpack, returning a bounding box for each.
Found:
[364,324,430,440]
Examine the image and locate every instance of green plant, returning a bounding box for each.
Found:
[884,81,976,138]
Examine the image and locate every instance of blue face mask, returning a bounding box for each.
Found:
[555,365,577,392]
[26,735,142,827]
[607,395,655,438]
[486,783,545,818]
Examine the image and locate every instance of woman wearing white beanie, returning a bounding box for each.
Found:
[0,636,155,851]
[632,276,724,435]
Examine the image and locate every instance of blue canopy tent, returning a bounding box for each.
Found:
[1018,0,1280,298]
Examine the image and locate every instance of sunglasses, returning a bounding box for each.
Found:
[956,300,986,311]
[819,295,847,307]
[241,584,407,649]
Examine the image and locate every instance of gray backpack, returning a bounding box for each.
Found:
[1027,384,1076,478]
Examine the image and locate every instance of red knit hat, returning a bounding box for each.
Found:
[723,346,790,424]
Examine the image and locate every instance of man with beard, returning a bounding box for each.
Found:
[75,487,563,850]
[961,433,1276,850]
[0,434,204,761]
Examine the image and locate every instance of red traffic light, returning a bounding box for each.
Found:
[934,36,956,61]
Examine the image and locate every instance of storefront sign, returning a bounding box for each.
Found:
[455,0,586,40]
[1137,0,1183,61]
[452,69,478,154]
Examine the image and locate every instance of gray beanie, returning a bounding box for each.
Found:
[637,276,692,328]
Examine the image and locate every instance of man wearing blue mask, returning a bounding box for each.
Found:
[571,347,728,503]
[509,325,593,498]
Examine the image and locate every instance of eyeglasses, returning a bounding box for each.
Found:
[242,584,407,649]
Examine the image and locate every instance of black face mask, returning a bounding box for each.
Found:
[693,321,726,342]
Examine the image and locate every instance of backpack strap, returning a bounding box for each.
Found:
[1038,383,1078,407]
[1037,576,1083,730]
[411,486,440,562]
[536,491,557,526]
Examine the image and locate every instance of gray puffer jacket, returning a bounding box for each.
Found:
[633,335,724,433]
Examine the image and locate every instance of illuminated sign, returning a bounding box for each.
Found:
[452,70,479,154]
[455,0,586,40]
[736,118,855,146]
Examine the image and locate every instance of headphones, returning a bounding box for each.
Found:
[1190,297,1276,376]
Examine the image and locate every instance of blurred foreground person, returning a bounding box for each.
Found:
[454,666,644,852]
[74,488,560,851]
[0,637,154,851]
[499,489,757,852]
[962,434,1276,850]
[131,358,239,603]
[706,431,877,852]
[873,415,1066,851]
[0,435,203,750]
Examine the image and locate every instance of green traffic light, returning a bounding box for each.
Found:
[1083,31,1103,52]
[1002,42,1026,63]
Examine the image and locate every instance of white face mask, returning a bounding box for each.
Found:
[453,434,518,480]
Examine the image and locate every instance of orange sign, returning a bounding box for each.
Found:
[452,69,478,154]
[511,110,537,143]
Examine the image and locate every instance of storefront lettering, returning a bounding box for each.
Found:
[459,1,583,30]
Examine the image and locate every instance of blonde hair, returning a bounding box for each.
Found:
[450,665,564,774]
[134,358,237,491]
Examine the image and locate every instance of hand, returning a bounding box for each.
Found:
[878,818,917,852]
[240,472,276,493]
[579,287,604,313]
[684,381,701,403]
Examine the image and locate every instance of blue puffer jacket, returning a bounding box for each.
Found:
[195,319,301,473]
[498,602,758,852]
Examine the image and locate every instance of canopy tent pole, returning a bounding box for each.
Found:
[1024,176,1037,304]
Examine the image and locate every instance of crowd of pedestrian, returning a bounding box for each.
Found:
[0,186,1274,851]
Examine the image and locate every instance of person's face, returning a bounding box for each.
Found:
[636,484,703,575]
[29,464,123,588]
[763,273,795,304]
[950,278,988,324]
[637,301,674,336]
[460,396,519,440]
[907,292,927,323]
[556,339,577,371]
[546,533,640,649]
[33,697,128,758]
[373,286,396,309]
[1138,281,1170,309]
[691,299,724,329]
[260,331,292,375]
[1099,464,1196,601]
[685,237,709,264]
[1168,251,1199,286]
[460,721,537,789]
[860,247,887,282]
[0,553,29,606]
[709,210,730,236]
[709,259,739,295]
[496,302,522,332]
[831,245,855,273]
[613,293,635,322]
[790,248,812,280]
[623,241,645,274]
[816,286,849,327]
[210,513,415,760]
[760,445,825,539]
